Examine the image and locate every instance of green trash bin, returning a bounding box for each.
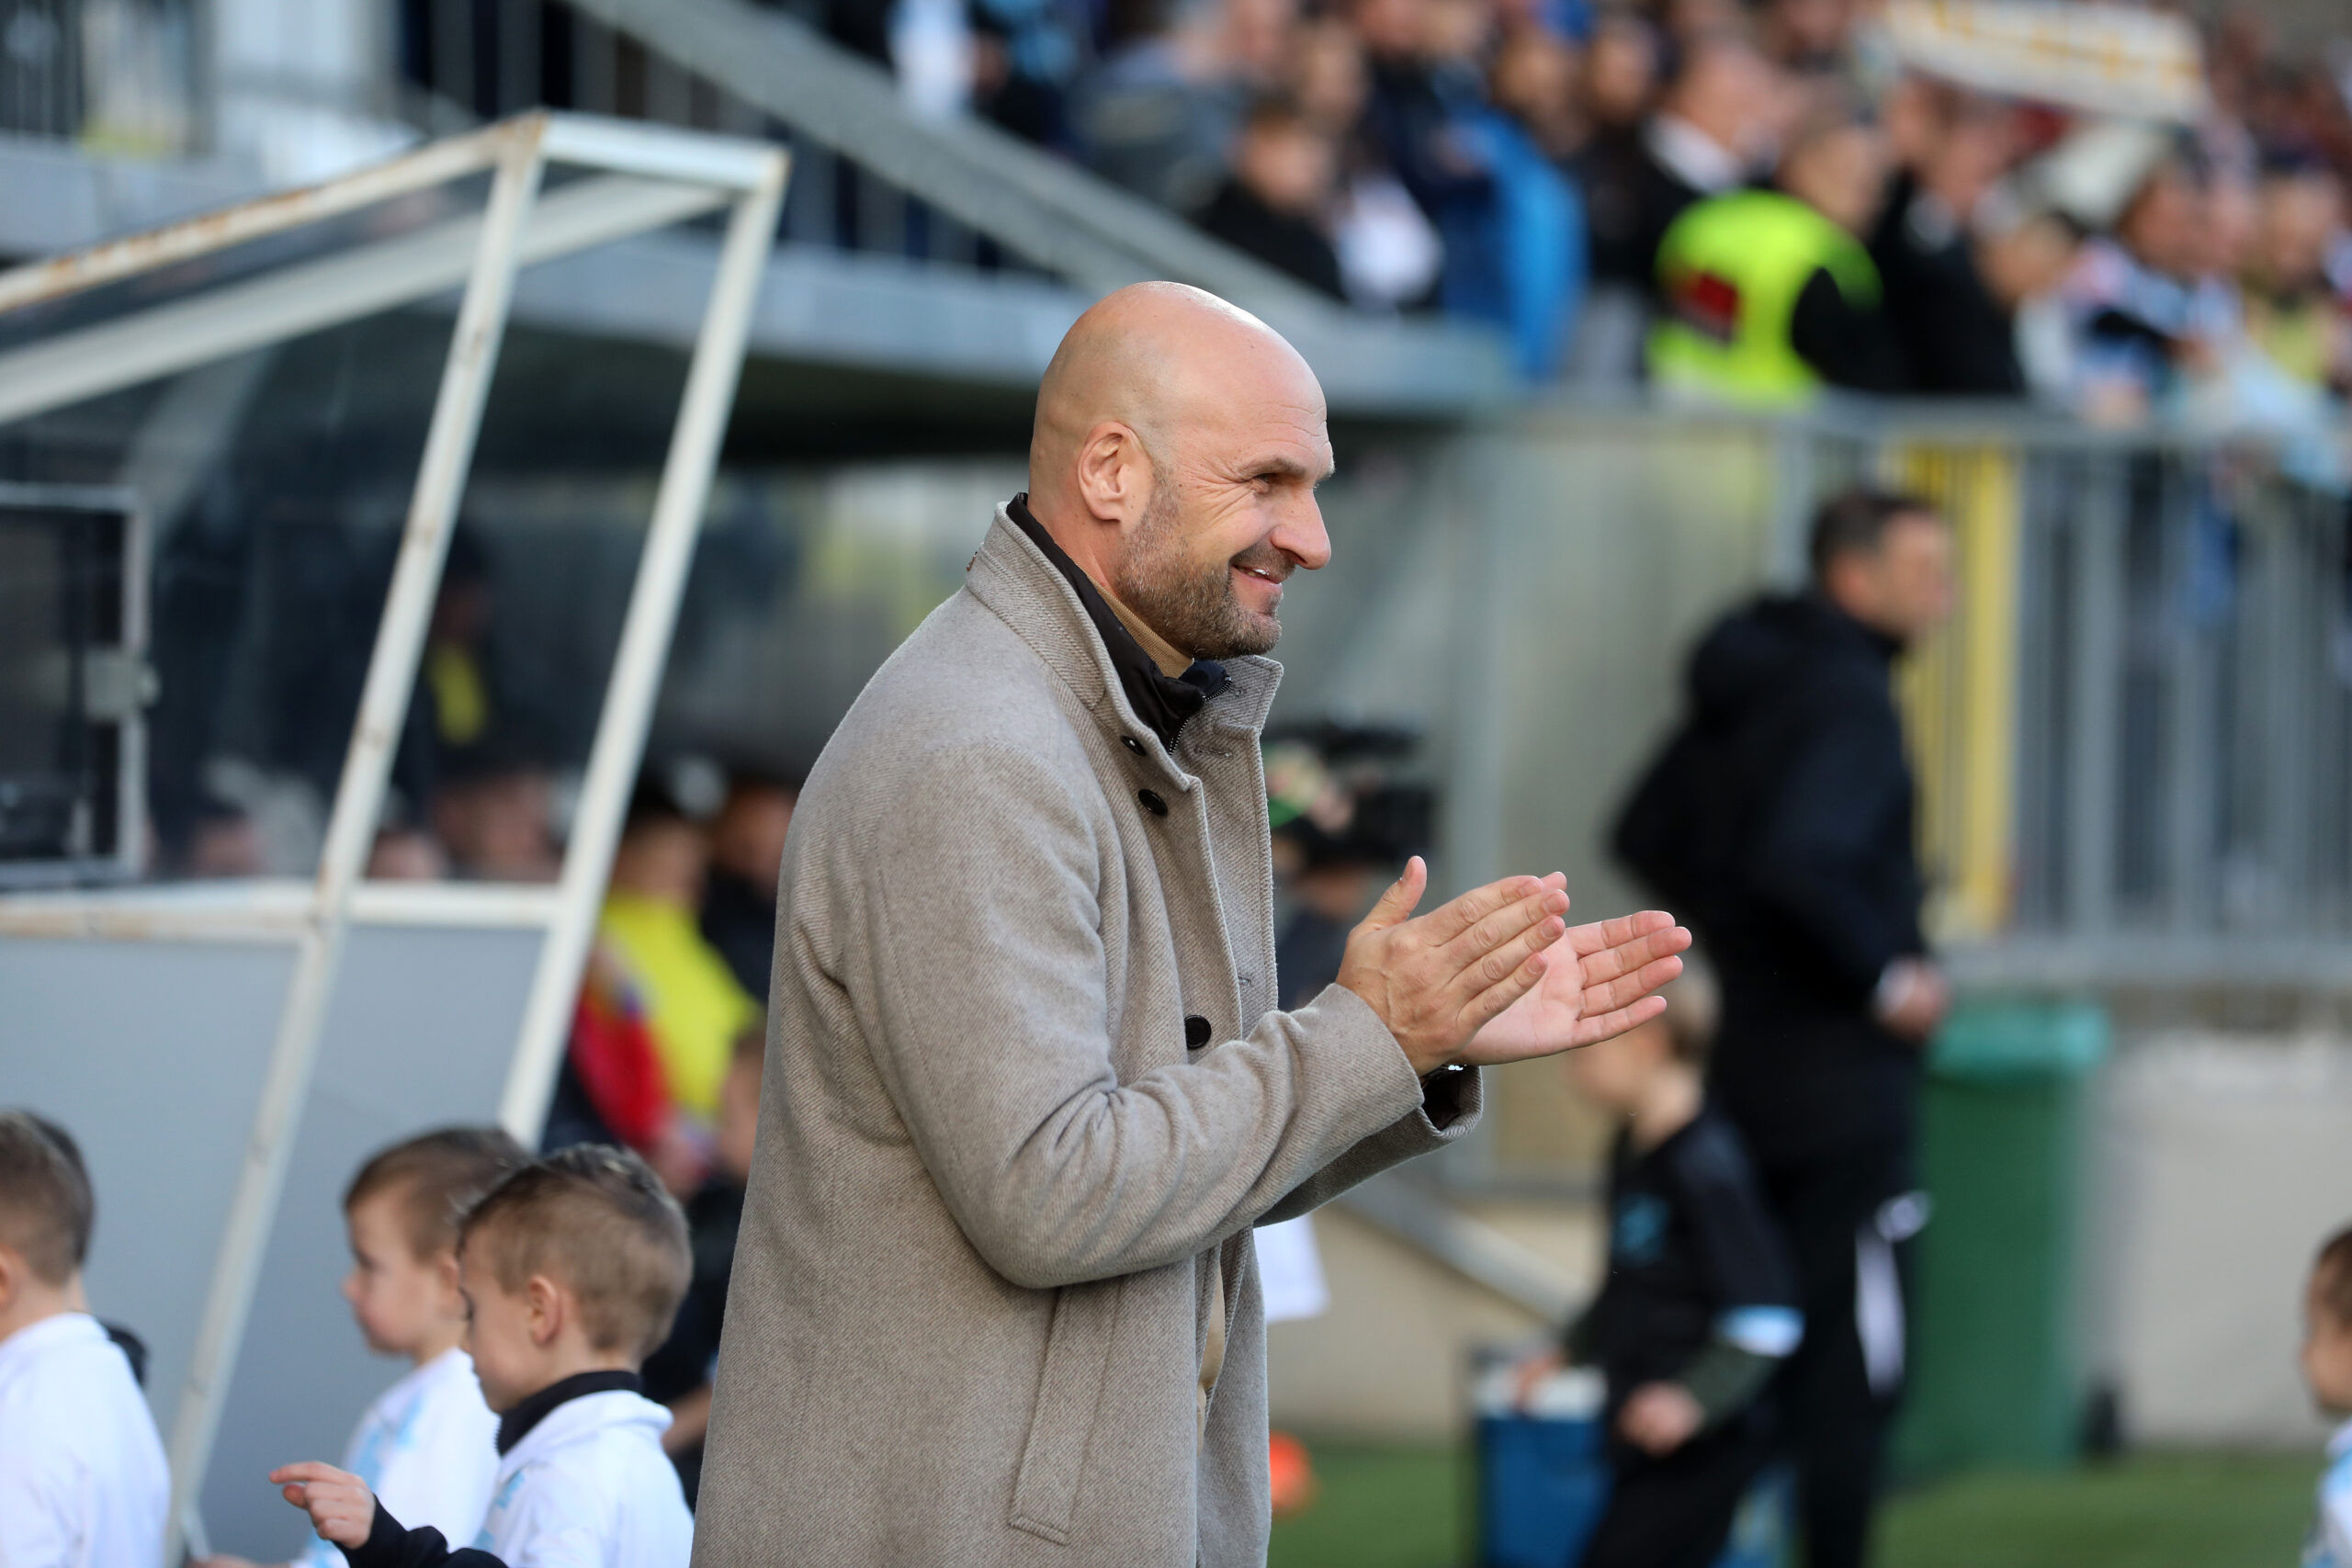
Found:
[1894,1000,2109,1476]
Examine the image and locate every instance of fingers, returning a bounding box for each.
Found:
[269,1463,341,1485]
[1579,952,1687,1020]
[1355,856,1429,934]
[1440,882,1572,968]
[1471,907,1568,992]
[1566,921,1690,988]
[1568,992,1669,1050]
[1425,873,1566,946]
[1565,908,1681,957]
[1459,947,1551,1033]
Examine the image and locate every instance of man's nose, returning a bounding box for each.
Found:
[1273,494,1332,572]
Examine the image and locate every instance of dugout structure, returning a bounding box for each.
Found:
[0,113,785,1557]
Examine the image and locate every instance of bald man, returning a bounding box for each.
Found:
[691,284,1688,1568]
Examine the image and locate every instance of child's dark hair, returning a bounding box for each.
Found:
[2314,1225,2352,1329]
[1659,961,1720,1067]
[459,1145,692,1360]
[0,1110,94,1285]
[346,1127,528,1261]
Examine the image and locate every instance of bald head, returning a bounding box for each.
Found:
[1031,283,1318,491]
[1025,282,1334,664]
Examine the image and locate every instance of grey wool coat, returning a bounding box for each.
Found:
[691,506,1482,1568]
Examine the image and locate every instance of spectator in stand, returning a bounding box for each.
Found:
[2050,147,2211,423]
[1649,96,1904,403]
[1494,17,1581,160]
[1196,96,1348,297]
[427,742,560,883]
[1219,0,1297,90]
[968,0,1091,150]
[1870,80,2029,396]
[1290,14,1445,310]
[1077,0,1239,214]
[185,794,267,877]
[1441,26,1587,378]
[1354,0,1488,247]
[418,528,500,766]
[1755,0,1850,78]
[1294,11,1373,141]
[367,821,449,881]
[1577,28,1779,378]
[583,782,758,1189]
[2244,159,2351,395]
[1578,9,1658,147]
[698,769,800,1003]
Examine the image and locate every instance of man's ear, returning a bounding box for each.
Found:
[432,1249,465,1316]
[525,1274,564,1348]
[1072,420,1148,526]
[0,1246,18,1317]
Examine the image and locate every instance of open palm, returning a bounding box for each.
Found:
[1465,908,1690,1066]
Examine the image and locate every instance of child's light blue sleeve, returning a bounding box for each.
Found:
[2312,1451,2352,1567]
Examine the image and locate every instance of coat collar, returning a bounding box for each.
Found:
[1003,494,1229,750]
[966,503,1283,766]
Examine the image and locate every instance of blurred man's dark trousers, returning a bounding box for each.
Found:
[1576,1420,1771,1568]
[1763,1145,1921,1568]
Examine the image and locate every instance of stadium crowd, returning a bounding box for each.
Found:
[803,0,2352,423]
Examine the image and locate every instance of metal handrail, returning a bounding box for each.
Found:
[560,0,1328,310]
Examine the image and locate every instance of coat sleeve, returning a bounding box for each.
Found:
[1252,1062,1483,1226]
[838,739,1433,1291]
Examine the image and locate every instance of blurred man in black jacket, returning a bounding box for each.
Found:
[1611,488,1953,1568]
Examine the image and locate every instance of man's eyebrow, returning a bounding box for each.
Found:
[1245,456,1331,481]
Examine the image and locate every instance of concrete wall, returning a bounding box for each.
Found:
[2096,1032,2352,1447]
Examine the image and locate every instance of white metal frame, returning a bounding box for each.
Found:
[0,111,786,1555]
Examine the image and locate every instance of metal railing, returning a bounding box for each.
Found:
[1792,422,2352,973]
[1435,401,2352,1040]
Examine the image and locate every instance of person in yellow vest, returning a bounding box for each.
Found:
[594,781,761,1184]
[1648,100,1908,406]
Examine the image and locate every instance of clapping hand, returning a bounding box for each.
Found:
[1335,859,1689,1076]
[1466,908,1690,1066]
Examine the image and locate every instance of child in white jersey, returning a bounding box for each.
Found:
[214,1129,526,1568]
[268,1145,694,1568]
[0,1109,169,1568]
[2301,1225,2352,1567]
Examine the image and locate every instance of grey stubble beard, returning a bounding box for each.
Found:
[1111,465,1285,661]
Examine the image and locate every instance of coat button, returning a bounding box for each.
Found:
[1137,788,1169,817]
[1184,1015,1212,1050]
[1122,736,1146,754]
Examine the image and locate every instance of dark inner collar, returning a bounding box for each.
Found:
[495,1369,642,1455]
[1005,494,1230,750]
